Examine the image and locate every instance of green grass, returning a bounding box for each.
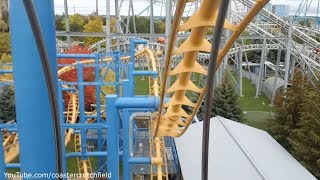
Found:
[235,76,273,130]
[66,138,78,173]
[243,111,272,130]
[239,77,273,112]
[135,76,149,95]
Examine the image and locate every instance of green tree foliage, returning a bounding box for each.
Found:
[0,32,11,56]
[268,70,320,178]
[268,70,307,149]
[191,70,243,122]
[129,17,166,34]
[287,85,320,178]
[55,14,65,31]
[133,16,149,33]
[0,86,15,123]
[0,19,8,32]
[212,70,244,122]
[63,14,85,32]
[154,20,165,33]
[83,17,103,46]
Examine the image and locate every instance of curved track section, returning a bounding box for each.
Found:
[3,132,19,163]
[3,65,81,167]
[155,0,269,137]
[140,48,169,180]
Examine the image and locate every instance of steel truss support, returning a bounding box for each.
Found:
[238,47,243,97]
[150,0,155,42]
[241,38,253,81]
[271,48,282,105]
[115,0,120,50]
[284,16,293,89]
[106,0,111,52]
[255,38,267,98]
[64,0,71,48]
[290,57,296,81]
[165,0,172,89]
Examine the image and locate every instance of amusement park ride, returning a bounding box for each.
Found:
[1,0,320,179]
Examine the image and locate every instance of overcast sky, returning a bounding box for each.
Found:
[53,0,320,16]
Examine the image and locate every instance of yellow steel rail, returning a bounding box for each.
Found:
[155,0,269,137]
[139,48,169,180]
[74,133,93,180]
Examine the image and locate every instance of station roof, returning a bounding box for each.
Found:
[175,116,316,180]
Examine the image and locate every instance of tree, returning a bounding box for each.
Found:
[0,19,8,32]
[83,17,103,46]
[0,32,10,55]
[124,16,149,33]
[0,86,15,123]
[63,14,85,32]
[58,46,96,110]
[191,70,243,122]
[154,20,165,33]
[268,70,307,149]
[211,70,243,122]
[55,14,65,31]
[288,85,320,178]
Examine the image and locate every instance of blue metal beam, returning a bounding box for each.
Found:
[106,95,120,180]
[128,157,152,164]
[115,97,160,109]
[133,70,158,76]
[57,54,96,58]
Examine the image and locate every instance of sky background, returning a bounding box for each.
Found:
[53,0,320,16]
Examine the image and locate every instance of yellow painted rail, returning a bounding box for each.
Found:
[155,0,269,137]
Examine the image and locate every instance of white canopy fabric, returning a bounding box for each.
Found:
[175,116,316,180]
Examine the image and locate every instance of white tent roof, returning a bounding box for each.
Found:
[175,116,316,180]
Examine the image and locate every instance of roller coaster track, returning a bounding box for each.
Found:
[3,63,92,176]
[230,9,320,72]
[74,134,93,179]
[64,91,79,146]
[295,25,320,37]
[232,0,320,66]
[154,0,269,137]
[138,48,169,180]
[2,132,19,163]
[2,48,165,178]
[237,0,320,49]
[197,42,320,73]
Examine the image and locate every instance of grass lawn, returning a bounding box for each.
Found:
[239,77,273,112]
[230,74,273,130]
[243,111,272,130]
[135,76,149,95]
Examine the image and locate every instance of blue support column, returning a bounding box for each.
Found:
[128,62,134,96]
[106,95,120,180]
[94,54,103,168]
[122,79,130,97]
[10,0,58,175]
[114,51,120,95]
[0,137,5,179]
[77,62,87,158]
[58,80,67,175]
[129,39,147,96]
[123,109,131,180]
[122,79,131,180]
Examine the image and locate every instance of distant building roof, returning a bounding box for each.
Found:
[175,116,316,180]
